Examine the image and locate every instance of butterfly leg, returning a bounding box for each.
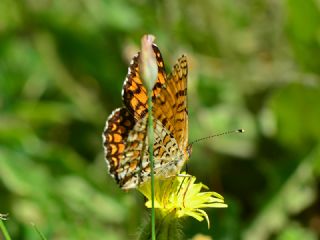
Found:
[177,173,191,178]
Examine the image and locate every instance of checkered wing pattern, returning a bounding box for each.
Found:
[103,44,188,189]
[153,55,188,152]
[122,45,166,120]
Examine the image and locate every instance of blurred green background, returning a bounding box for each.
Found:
[0,0,320,239]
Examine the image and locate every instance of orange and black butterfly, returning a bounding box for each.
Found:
[103,44,189,189]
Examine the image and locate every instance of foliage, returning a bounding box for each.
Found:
[0,0,319,239]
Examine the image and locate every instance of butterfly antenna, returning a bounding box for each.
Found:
[189,129,245,145]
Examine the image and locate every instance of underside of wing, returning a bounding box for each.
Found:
[152,55,188,150]
[103,107,182,189]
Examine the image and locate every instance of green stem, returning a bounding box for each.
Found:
[147,91,156,240]
[32,223,47,240]
[0,219,12,240]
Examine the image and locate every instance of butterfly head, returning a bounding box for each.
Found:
[186,144,193,159]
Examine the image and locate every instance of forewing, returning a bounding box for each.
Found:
[153,55,188,150]
[122,44,166,120]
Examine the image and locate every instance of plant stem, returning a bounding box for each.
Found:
[147,91,156,240]
[0,219,12,240]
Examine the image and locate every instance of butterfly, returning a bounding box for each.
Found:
[102,44,190,189]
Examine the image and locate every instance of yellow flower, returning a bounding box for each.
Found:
[138,173,227,228]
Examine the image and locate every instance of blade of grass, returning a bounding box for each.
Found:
[0,218,12,240]
[32,223,47,240]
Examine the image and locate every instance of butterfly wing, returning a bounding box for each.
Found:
[153,55,189,151]
[122,44,166,120]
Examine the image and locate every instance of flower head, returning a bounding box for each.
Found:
[138,173,227,228]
